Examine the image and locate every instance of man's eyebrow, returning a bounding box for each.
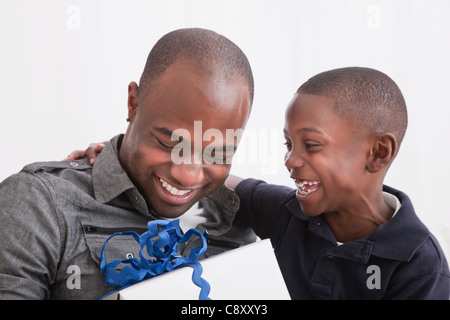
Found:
[221,145,238,152]
[154,127,174,137]
[154,127,238,151]
[154,127,183,141]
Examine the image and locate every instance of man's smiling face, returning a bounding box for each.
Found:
[120,58,252,218]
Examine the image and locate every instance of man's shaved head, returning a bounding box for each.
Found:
[138,28,254,103]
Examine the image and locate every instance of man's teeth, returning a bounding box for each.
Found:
[159,178,191,196]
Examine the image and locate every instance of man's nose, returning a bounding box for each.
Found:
[170,163,205,187]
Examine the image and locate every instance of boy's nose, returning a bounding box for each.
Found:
[170,163,205,188]
[284,150,305,170]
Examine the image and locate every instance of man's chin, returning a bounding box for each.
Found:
[149,200,198,219]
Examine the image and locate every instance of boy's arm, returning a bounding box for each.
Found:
[234,178,294,242]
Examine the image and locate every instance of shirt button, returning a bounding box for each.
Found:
[125,252,134,259]
[69,161,79,167]
[228,197,235,205]
[134,195,140,203]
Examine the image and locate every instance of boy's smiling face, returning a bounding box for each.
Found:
[284,93,374,216]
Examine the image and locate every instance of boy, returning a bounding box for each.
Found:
[230,67,450,299]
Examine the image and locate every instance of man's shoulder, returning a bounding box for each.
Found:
[1,158,92,191]
[20,158,92,184]
[13,158,95,199]
[22,158,92,175]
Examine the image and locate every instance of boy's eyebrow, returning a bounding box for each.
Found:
[283,127,324,135]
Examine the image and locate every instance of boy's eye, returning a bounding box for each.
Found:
[304,142,321,149]
[283,141,292,151]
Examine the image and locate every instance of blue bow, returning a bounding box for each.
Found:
[100,219,211,300]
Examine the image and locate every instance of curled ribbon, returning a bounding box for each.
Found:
[100,219,211,300]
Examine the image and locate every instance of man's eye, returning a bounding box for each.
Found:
[157,139,173,150]
[203,147,232,164]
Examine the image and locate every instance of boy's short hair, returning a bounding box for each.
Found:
[138,28,254,103]
[297,67,408,148]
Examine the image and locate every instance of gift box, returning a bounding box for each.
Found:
[103,239,290,300]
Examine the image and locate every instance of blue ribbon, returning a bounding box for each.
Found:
[100,219,211,300]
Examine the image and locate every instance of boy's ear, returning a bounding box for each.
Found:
[366,133,397,173]
[127,81,139,122]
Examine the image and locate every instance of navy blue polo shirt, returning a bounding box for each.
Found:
[235,179,450,299]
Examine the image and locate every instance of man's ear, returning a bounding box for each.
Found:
[366,133,397,173]
[127,81,139,122]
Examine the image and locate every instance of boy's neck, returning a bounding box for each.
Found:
[323,191,395,243]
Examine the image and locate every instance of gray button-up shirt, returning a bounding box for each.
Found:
[0,134,256,299]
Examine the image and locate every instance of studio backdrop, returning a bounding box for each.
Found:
[1,0,449,253]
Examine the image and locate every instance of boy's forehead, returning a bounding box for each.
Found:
[286,93,336,118]
[292,93,335,106]
[285,93,354,135]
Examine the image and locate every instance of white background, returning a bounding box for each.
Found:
[1,0,450,252]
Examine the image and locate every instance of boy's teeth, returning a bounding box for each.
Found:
[159,178,191,196]
[295,180,320,189]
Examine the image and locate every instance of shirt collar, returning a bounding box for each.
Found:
[285,185,430,262]
[368,185,430,262]
[92,134,137,204]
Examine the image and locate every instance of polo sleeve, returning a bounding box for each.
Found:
[384,236,450,300]
[0,172,62,299]
[384,272,450,300]
[235,178,294,242]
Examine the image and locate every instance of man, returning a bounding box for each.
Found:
[0,28,256,299]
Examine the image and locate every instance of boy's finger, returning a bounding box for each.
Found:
[63,150,86,161]
[86,142,106,165]
[95,143,106,152]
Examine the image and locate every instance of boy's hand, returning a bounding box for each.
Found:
[64,142,107,165]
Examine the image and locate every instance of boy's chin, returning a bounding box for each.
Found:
[297,202,323,217]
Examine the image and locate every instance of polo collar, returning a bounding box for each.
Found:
[285,185,430,263]
[368,185,430,262]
